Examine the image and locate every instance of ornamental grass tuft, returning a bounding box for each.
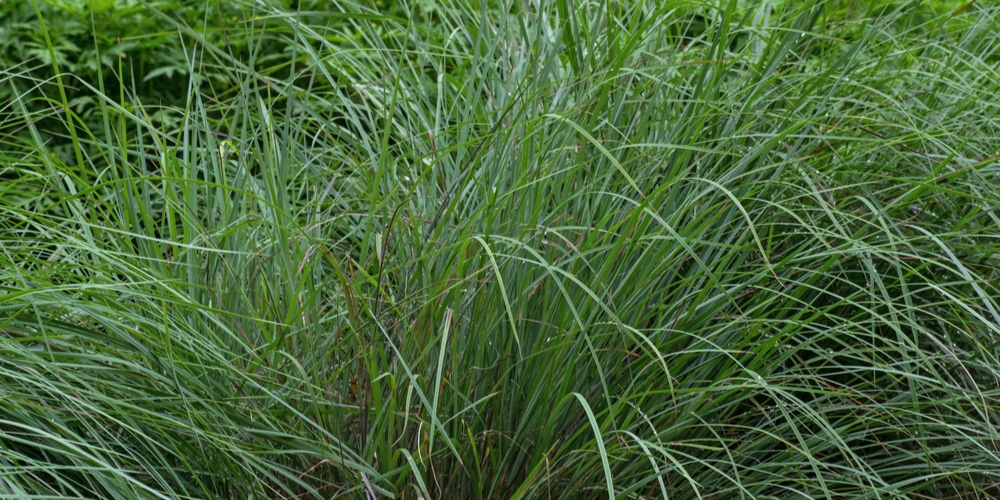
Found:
[1,0,998,498]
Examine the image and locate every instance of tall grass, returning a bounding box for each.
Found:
[2,0,999,497]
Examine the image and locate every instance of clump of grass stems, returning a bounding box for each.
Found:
[2,0,999,498]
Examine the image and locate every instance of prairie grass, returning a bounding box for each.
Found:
[1,0,999,498]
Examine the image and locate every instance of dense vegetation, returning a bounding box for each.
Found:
[2,0,999,498]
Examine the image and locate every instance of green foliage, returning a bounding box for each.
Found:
[0,0,271,166]
[2,0,999,498]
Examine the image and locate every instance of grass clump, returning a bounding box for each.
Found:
[1,0,999,498]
